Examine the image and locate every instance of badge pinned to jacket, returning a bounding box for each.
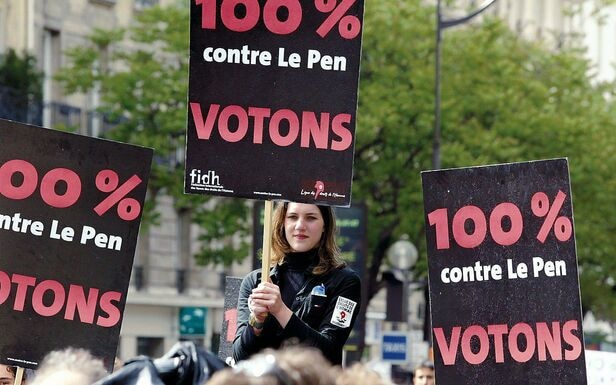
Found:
[311,283,327,297]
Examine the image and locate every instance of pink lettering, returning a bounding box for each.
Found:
[32,280,65,316]
[433,320,583,365]
[270,109,299,147]
[461,325,489,364]
[330,113,352,151]
[248,107,270,144]
[190,102,220,140]
[433,327,461,365]
[508,323,535,362]
[536,321,562,361]
[0,270,10,304]
[301,111,329,149]
[64,284,99,324]
[11,274,36,311]
[219,105,248,142]
[0,269,122,328]
[487,324,508,363]
[189,102,354,151]
[97,291,122,327]
[563,320,582,360]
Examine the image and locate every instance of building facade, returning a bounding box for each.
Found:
[475,0,616,82]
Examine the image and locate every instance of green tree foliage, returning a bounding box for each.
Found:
[55,5,249,266]
[55,1,616,321]
[0,49,43,122]
[356,0,616,320]
[0,48,43,97]
[354,0,435,303]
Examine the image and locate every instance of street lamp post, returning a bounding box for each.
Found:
[429,0,500,347]
[386,235,418,324]
[386,235,419,383]
[433,0,498,170]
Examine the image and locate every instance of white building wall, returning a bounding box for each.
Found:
[577,2,616,81]
[486,0,616,82]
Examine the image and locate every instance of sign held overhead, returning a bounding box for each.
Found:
[421,159,586,385]
[185,0,365,207]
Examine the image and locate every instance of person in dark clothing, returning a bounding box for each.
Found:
[232,202,362,366]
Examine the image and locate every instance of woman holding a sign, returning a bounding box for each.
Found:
[233,202,362,366]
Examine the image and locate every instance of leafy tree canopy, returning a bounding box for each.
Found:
[356,0,616,320]
[0,48,43,98]
[55,4,249,266]
[56,1,616,321]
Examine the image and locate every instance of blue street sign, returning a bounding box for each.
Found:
[382,332,409,363]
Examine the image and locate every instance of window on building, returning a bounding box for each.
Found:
[0,3,6,53]
[42,28,61,128]
[515,1,526,34]
[88,45,110,137]
[89,0,117,5]
[135,0,159,11]
[177,209,191,293]
[136,337,165,357]
[210,333,221,355]
[534,1,545,39]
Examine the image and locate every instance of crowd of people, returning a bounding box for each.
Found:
[0,349,108,385]
[210,346,435,385]
[1,345,434,385]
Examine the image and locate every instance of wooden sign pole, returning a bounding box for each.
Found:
[14,367,24,385]
[261,200,274,283]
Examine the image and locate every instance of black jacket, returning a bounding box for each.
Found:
[232,262,361,365]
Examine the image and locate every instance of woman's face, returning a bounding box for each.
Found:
[284,203,325,252]
[0,365,15,385]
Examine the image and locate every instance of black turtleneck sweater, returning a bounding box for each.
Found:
[280,250,318,307]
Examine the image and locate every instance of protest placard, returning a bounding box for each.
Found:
[0,119,152,371]
[218,276,242,363]
[421,159,586,385]
[184,0,365,207]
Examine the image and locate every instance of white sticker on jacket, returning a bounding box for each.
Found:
[330,296,357,328]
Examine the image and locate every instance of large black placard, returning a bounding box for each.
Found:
[421,159,586,385]
[0,119,152,370]
[185,0,364,206]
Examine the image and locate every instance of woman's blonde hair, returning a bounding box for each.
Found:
[270,202,345,275]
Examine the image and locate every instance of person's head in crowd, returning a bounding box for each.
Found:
[29,348,108,385]
[208,346,336,385]
[0,364,26,385]
[412,360,435,385]
[335,362,393,385]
